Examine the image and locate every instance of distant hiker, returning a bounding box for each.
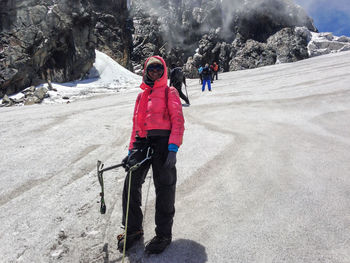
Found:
[212,61,219,81]
[170,64,190,105]
[201,63,212,92]
[119,56,185,255]
[210,64,214,83]
[198,65,203,84]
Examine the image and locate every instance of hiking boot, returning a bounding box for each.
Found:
[145,236,171,254]
[117,230,143,252]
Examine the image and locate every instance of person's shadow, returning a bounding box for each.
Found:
[107,238,207,263]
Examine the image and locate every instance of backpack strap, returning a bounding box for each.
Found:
[165,86,169,108]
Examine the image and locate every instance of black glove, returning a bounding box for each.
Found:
[164,151,177,169]
[122,155,129,169]
[122,151,140,172]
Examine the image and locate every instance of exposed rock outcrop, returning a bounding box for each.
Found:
[307,32,350,57]
[184,26,311,76]
[91,0,133,70]
[0,0,133,99]
[0,0,97,98]
[229,40,277,71]
[267,27,309,63]
[0,86,49,107]
[130,0,317,74]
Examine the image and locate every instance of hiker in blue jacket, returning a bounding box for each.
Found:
[201,63,212,92]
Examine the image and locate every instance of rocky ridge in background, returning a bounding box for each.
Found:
[130,0,317,76]
[2,0,350,104]
[0,0,132,100]
[0,0,96,98]
[307,32,350,57]
[90,0,134,71]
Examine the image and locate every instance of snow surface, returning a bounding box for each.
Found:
[42,50,140,104]
[1,51,350,262]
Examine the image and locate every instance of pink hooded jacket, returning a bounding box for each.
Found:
[128,56,185,150]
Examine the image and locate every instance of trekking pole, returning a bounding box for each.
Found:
[97,161,124,214]
[122,147,153,263]
[122,168,133,263]
[143,173,152,229]
[184,83,189,103]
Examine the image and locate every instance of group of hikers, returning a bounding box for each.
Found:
[111,56,220,257]
[168,60,220,105]
[198,61,219,92]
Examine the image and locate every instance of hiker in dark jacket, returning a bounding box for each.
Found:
[169,64,190,105]
[201,63,212,92]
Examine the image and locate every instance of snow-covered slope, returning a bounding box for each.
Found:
[0,50,141,105]
[0,51,350,262]
[308,31,350,57]
[45,50,141,103]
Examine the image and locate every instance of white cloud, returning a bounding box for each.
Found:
[295,0,350,15]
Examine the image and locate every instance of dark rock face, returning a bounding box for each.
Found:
[267,27,310,63]
[228,0,316,43]
[130,0,317,75]
[229,39,277,71]
[0,0,132,99]
[130,0,224,71]
[0,0,97,98]
[90,0,133,70]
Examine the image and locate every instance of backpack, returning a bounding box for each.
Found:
[202,66,210,77]
[170,67,184,86]
[214,64,219,71]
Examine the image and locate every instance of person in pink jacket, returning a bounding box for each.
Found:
[118,56,185,254]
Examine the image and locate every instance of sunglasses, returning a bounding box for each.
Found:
[147,64,164,72]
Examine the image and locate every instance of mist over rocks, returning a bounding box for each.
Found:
[130,0,317,76]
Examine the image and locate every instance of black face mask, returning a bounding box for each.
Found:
[144,73,155,87]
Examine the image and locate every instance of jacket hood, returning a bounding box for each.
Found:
[140,56,168,90]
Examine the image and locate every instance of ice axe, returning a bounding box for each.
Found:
[97,160,124,214]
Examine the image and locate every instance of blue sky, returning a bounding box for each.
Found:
[295,0,350,36]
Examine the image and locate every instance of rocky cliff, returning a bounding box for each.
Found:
[91,0,133,70]
[0,0,131,99]
[0,0,96,98]
[130,0,317,76]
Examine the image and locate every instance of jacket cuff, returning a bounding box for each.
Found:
[168,143,179,152]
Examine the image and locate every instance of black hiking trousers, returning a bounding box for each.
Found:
[173,83,190,104]
[213,71,218,80]
[122,136,177,238]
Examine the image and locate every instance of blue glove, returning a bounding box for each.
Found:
[168,144,178,152]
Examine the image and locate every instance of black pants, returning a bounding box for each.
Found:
[213,71,218,80]
[174,84,190,104]
[122,136,177,238]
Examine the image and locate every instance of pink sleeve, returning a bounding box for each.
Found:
[129,93,141,150]
[167,87,185,147]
